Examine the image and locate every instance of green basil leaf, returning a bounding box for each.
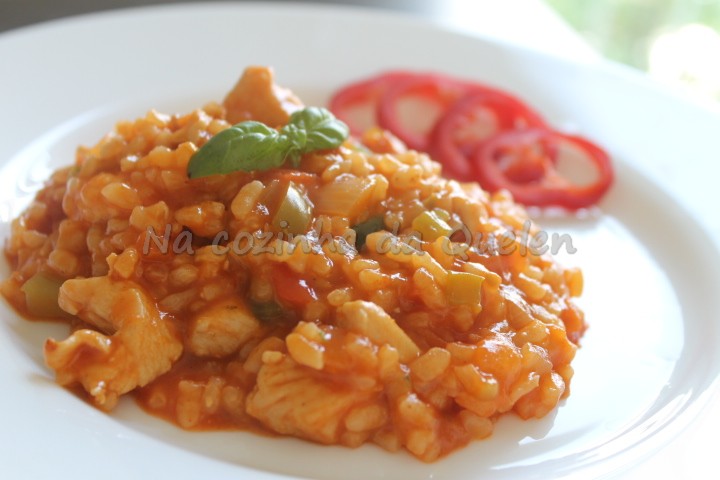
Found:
[281,124,307,167]
[285,107,349,152]
[186,107,348,178]
[187,122,289,178]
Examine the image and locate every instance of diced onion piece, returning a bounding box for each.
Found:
[338,300,420,363]
[313,174,375,219]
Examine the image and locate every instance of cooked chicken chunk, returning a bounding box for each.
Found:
[246,354,379,444]
[44,276,182,410]
[223,65,303,125]
[187,297,262,358]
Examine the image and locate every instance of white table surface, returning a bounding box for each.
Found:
[1,1,718,478]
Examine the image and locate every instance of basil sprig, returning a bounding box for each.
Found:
[187,107,349,178]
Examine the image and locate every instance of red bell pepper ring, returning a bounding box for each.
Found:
[429,89,549,181]
[375,75,474,151]
[472,128,614,209]
[330,71,494,149]
[328,71,417,135]
[328,70,615,209]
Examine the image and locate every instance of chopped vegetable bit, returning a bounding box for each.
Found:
[412,209,453,242]
[361,126,406,154]
[271,181,313,234]
[351,215,385,250]
[312,174,376,219]
[21,272,68,318]
[272,265,318,307]
[446,271,484,306]
[250,300,287,323]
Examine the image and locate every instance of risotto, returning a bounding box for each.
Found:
[1,66,585,461]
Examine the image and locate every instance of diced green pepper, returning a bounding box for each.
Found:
[20,272,68,318]
[249,300,287,323]
[412,209,453,242]
[272,182,313,235]
[351,215,385,250]
[446,271,484,306]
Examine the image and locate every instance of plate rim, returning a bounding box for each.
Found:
[1,3,720,479]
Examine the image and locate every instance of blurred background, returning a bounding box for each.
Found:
[1,0,719,104]
[548,0,720,104]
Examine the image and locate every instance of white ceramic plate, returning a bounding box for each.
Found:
[1,4,720,479]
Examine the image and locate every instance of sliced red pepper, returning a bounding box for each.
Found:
[272,264,318,307]
[472,128,613,209]
[375,75,473,151]
[328,70,615,209]
[328,71,418,135]
[429,90,549,181]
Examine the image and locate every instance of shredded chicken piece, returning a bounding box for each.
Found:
[222,65,303,125]
[188,297,262,358]
[44,277,183,410]
[246,355,379,444]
